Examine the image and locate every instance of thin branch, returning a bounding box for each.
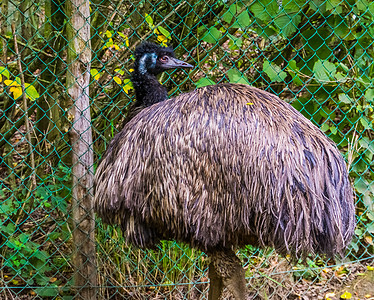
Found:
[11,23,37,208]
[0,33,55,58]
[92,0,125,51]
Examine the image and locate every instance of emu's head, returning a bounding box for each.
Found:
[134,42,193,76]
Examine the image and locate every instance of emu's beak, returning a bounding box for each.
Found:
[165,57,194,69]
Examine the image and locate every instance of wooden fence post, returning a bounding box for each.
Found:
[66,0,97,298]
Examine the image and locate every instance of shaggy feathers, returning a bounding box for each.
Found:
[95,83,355,258]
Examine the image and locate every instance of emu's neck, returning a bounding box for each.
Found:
[131,72,168,107]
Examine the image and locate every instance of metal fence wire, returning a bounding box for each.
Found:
[0,0,373,299]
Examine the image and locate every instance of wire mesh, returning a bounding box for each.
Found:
[0,0,373,299]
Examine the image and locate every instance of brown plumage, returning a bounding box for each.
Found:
[95,83,354,255]
[94,43,355,299]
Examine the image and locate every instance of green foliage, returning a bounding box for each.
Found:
[0,165,72,297]
[201,26,222,44]
[196,77,215,88]
[0,68,40,101]
[263,61,287,82]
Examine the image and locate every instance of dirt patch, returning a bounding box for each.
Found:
[325,269,374,300]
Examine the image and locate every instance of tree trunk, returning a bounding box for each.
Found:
[66,0,97,299]
[36,0,65,152]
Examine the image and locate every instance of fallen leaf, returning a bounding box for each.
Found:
[365,236,373,245]
[340,291,352,299]
[325,292,335,299]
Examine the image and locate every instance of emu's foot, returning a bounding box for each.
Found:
[208,249,247,300]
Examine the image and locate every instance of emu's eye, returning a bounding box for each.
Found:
[159,56,169,63]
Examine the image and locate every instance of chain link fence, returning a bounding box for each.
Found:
[0,0,373,299]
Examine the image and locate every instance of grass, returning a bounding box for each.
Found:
[96,223,210,298]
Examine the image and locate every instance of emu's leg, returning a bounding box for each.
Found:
[208,249,247,300]
[208,261,224,300]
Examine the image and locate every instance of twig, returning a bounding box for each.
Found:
[0,33,55,58]
[12,23,37,221]
[92,0,125,51]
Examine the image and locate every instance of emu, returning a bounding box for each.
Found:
[94,42,355,299]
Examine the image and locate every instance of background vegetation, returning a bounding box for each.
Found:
[0,0,373,298]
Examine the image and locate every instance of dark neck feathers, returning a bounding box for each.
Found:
[131,71,168,107]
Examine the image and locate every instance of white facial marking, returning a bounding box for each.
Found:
[138,53,158,75]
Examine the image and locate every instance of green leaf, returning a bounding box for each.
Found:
[282,0,307,12]
[196,78,215,88]
[368,211,374,221]
[117,32,126,39]
[335,22,350,39]
[321,123,329,132]
[227,69,250,85]
[359,136,374,153]
[1,223,16,235]
[0,202,14,215]
[0,67,10,81]
[114,68,125,75]
[309,0,326,13]
[329,126,337,135]
[263,61,287,82]
[35,285,59,297]
[250,0,279,21]
[288,60,298,72]
[123,79,133,94]
[90,69,100,80]
[201,26,222,44]
[338,94,353,104]
[234,10,251,28]
[326,0,343,14]
[364,88,374,103]
[274,13,301,38]
[157,26,171,38]
[25,83,40,101]
[355,177,368,194]
[355,228,363,236]
[313,60,336,82]
[222,3,237,23]
[339,63,350,73]
[228,34,243,48]
[360,117,372,130]
[287,60,303,86]
[364,192,374,211]
[33,250,49,261]
[145,13,154,28]
[357,0,374,17]
[104,30,112,38]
